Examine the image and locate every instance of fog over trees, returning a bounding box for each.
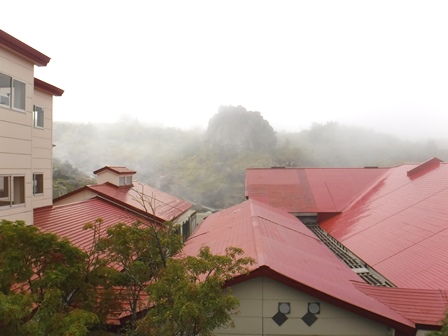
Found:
[53,105,448,209]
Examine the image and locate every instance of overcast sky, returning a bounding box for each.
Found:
[3,1,448,140]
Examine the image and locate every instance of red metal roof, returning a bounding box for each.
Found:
[320,162,448,289]
[183,199,414,332]
[246,167,389,213]
[87,182,191,222]
[34,199,151,325]
[35,198,148,251]
[353,282,448,327]
[93,166,137,175]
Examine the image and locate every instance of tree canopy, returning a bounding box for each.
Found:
[0,216,253,335]
[136,246,253,336]
[0,220,99,335]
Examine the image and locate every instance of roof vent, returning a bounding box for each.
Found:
[407,157,443,178]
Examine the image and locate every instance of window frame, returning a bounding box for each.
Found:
[33,105,44,128]
[0,175,25,208]
[119,175,133,186]
[33,173,44,195]
[0,73,11,108]
[0,73,26,112]
[12,78,26,111]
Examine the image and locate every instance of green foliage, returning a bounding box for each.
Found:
[87,217,183,325]
[137,246,254,336]
[53,158,96,198]
[0,220,100,335]
[53,112,448,210]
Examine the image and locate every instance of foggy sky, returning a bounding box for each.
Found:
[3,0,448,140]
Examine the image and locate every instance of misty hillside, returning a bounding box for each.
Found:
[53,106,448,209]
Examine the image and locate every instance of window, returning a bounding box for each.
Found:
[119,176,133,186]
[0,73,11,107]
[33,105,44,128]
[33,174,44,194]
[0,175,25,207]
[0,73,25,111]
[12,79,25,110]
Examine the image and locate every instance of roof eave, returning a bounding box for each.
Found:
[34,78,64,96]
[0,29,50,66]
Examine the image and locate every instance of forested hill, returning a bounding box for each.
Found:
[53,105,448,209]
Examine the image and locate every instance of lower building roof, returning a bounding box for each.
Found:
[35,197,148,251]
[353,282,448,328]
[183,199,415,332]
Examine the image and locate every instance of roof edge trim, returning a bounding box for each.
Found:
[93,166,137,175]
[34,78,64,96]
[0,29,50,66]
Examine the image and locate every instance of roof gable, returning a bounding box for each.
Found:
[183,199,414,331]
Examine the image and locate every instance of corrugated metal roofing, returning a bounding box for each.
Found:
[353,282,448,326]
[183,199,414,330]
[35,198,148,251]
[246,167,389,213]
[321,162,448,289]
[87,182,191,222]
[34,198,153,325]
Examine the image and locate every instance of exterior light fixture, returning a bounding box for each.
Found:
[308,302,320,314]
[278,302,291,314]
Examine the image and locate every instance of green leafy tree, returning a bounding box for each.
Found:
[0,220,99,335]
[53,158,96,198]
[137,246,254,336]
[88,218,183,326]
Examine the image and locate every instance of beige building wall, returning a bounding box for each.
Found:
[32,89,54,209]
[53,189,97,206]
[1,46,35,224]
[95,170,134,187]
[1,44,55,224]
[215,276,391,336]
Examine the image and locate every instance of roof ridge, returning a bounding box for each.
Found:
[339,168,392,213]
[249,201,266,267]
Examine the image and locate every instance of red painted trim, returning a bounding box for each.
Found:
[416,323,442,331]
[34,78,64,96]
[225,266,416,335]
[0,29,50,66]
[93,166,137,175]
